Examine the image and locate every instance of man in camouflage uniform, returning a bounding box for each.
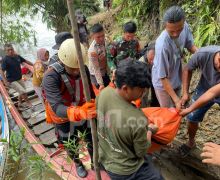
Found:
[107,21,141,72]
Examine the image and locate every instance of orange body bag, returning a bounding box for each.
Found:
[142,107,182,153]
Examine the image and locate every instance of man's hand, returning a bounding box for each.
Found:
[99,85,105,91]
[147,123,158,142]
[67,100,97,122]
[179,107,191,117]
[99,53,106,61]
[174,99,182,110]
[201,142,220,166]
[180,93,189,107]
[111,69,116,82]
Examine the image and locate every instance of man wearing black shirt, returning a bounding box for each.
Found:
[0,44,33,108]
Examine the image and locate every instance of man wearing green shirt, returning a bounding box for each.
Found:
[96,59,163,179]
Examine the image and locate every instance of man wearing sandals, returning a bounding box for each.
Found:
[1,44,33,108]
[179,46,220,157]
[180,83,220,165]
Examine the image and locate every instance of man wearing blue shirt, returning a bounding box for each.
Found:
[152,6,197,109]
[179,46,220,157]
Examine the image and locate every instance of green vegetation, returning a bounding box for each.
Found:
[27,155,53,180]
[0,0,35,44]
[112,0,220,46]
[1,128,51,180]
[1,0,100,44]
[112,0,159,26]
[182,0,220,47]
[0,127,90,179]
[63,130,88,162]
[1,0,219,48]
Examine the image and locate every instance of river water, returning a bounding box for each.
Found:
[14,14,56,63]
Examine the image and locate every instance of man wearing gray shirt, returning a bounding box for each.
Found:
[179,46,220,157]
[152,6,197,109]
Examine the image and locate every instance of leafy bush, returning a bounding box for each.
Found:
[182,0,220,47]
[1,129,51,180]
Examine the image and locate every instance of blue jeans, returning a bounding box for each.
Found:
[187,85,220,123]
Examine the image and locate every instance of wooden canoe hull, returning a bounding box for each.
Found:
[0,94,10,179]
[0,81,109,180]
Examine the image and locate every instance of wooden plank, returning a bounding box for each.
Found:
[39,128,57,145]
[28,112,46,125]
[12,95,38,108]
[24,80,33,89]
[21,109,31,119]
[8,88,16,95]
[30,98,41,106]
[33,121,54,135]
[32,104,44,113]
[11,93,37,102]
[10,88,35,99]
[21,103,44,120]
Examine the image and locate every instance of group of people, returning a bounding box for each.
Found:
[0,4,220,179]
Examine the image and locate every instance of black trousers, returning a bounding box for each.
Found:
[90,73,110,89]
[150,85,160,107]
[55,121,93,165]
[106,159,164,180]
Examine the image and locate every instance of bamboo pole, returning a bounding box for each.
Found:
[66,1,102,180]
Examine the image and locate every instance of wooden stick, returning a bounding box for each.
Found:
[66,1,102,179]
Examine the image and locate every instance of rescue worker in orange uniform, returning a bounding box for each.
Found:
[42,39,96,178]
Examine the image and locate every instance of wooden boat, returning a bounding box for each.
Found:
[0,79,109,180]
[0,94,10,179]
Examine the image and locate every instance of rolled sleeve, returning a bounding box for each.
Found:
[187,53,201,71]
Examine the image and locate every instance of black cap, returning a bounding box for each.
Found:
[52,32,73,50]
